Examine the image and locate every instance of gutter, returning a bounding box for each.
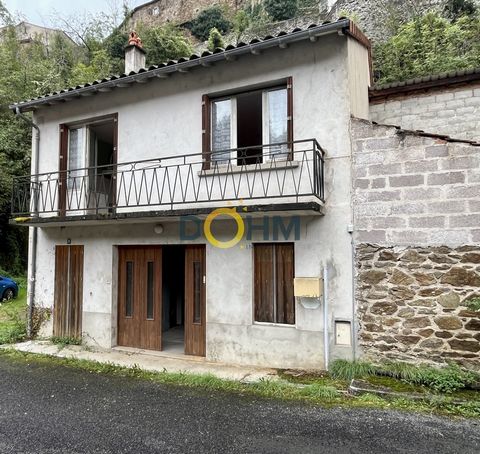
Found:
[14,107,40,338]
[10,20,355,113]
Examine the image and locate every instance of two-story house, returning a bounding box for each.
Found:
[10,20,371,369]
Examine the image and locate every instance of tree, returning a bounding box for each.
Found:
[188,6,231,42]
[207,27,224,51]
[68,49,117,85]
[264,0,298,21]
[139,24,193,66]
[0,0,11,26]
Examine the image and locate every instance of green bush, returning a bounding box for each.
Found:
[374,12,480,84]
[207,27,225,51]
[465,297,480,312]
[0,320,26,344]
[138,24,193,66]
[188,7,231,42]
[331,359,479,393]
[264,0,298,21]
[378,361,479,393]
[421,364,477,393]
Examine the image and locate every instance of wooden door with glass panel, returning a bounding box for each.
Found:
[117,246,162,350]
[184,245,206,356]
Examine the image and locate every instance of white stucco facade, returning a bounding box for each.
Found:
[26,32,370,369]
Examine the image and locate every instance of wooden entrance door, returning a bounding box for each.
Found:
[185,245,206,356]
[118,246,162,350]
[54,245,84,338]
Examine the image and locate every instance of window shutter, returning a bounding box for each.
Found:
[275,243,295,325]
[254,243,295,325]
[286,76,293,160]
[58,124,69,215]
[202,94,211,170]
[254,244,275,323]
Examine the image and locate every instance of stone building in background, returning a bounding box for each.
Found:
[127,0,251,30]
[0,21,76,50]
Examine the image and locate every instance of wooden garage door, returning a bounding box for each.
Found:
[117,246,162,350]
[53,245,84,338]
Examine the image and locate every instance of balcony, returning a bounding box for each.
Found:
[11,139,325,226]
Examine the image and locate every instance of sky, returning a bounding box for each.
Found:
[3,0,146,26]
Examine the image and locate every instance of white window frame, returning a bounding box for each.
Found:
[210,97,237,164]
[67,126,87,189]
[210,86,288,165]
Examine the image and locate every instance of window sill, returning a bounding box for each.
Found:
[253,321,296,328]
[198,160,299,177]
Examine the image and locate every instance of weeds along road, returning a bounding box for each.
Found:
[0,354,479,454]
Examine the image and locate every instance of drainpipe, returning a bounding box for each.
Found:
[323,266,329,371]
[351,237,357,361]
[15,107,40,339]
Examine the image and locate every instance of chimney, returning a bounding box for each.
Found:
[124,31,146,74]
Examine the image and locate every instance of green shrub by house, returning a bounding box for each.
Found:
[264,0,298,22]
[188,7,231,42]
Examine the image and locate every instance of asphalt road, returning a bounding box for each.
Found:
[0,355,479,454]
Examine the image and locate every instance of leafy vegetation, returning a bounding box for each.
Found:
[465,297,480,312]
[0,272,27,344]
[264,0,299,22]
[138,24,193,66]
[187,6,232,42]
[207,27,225,51]
[330,359,480,394]
[374,10,480,84]
[232,9,250,43]
[51,336,82,347]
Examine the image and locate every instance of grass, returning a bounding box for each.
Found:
[0,349,479,419]
[327,359,480,395]
[0,274,27,345]
[50,336,82,348]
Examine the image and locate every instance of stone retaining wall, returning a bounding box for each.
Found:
[356,244,480,369]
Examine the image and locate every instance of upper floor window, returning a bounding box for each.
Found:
[59,115,117,214]
[203,78,293,168]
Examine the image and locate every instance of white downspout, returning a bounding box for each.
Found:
[14,107,40,339]
[323,266,329,370]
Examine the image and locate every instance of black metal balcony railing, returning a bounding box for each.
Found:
[11,139,325,218]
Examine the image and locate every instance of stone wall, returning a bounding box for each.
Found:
[370,83,480,142]
[129,0,249,29]
[351,118,480,368]
[356,244,480,369]
[352,118,480,246]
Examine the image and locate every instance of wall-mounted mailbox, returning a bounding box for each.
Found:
[294,277,323,298]
[294,277,323,309]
